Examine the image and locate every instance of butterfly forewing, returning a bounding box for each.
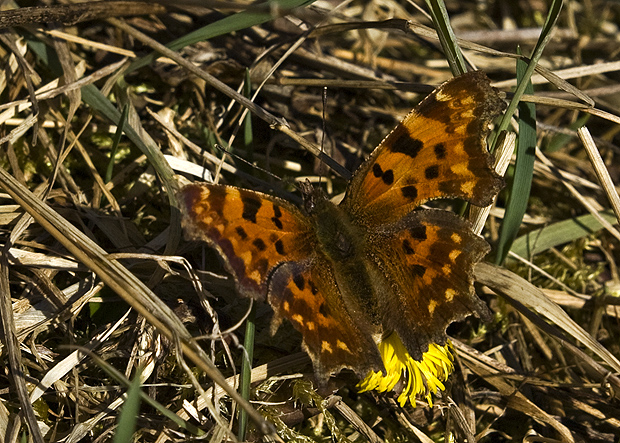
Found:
[369,210,492,360]
[180,183,316,299]
[342,71,505,227]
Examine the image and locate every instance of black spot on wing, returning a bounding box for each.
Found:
[272,217,283,229]
[275,239,285,255]
[434,143,446,160]
[319,302,328,316]
[293,274,305,291]
[372,163,382,178]
[273,204,282,218]
[241,196,261,223]
[235,226,248,240]
[402,185,418,200]
[409,225,427,241]
[372,163,394,185]
[253,238,266,251]
[425,165,439,180]
[411,264,426,278]
[403,239,414,255]
[381,169,394,185]
[272,204,284,229]
[390,130,423,159]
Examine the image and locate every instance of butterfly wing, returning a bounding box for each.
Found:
[269,258,384,381]
[369,209,492,360]
[179,183,316,299]
[181,183,384,380]
[339,72,501,362]
[341,71,505,227]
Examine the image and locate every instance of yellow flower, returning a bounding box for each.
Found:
[357,333,454,407]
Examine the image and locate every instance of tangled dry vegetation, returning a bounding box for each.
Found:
[1,0,620,442]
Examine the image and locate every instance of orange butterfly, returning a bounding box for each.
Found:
[180,71,505,382]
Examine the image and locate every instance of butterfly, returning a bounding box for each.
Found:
[179,71,505,382]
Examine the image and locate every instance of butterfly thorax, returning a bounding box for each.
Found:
[301,186,359,258]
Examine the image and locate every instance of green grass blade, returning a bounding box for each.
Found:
[106,103,129,183]
[495,52,537,264]
[490,0,563,151]
[113,368,142,443]
[424,0,466,75]
[238,303,257,441]
[510,210,619,259]
[242,67,255,170]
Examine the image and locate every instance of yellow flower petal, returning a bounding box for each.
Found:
[357,333,454,407]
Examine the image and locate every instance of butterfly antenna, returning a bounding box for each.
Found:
[319,86,328,186]
[213,144,283,183]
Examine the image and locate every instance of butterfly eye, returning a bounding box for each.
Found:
[304,195,316,214]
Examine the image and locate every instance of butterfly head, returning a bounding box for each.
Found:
[299,180,329,216]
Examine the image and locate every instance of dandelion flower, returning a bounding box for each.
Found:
[357,333,454,407]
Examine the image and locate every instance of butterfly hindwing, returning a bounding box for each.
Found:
[180,183,316,299]
[342,71,505,227]
[369,209,492,360]
[269,259,384,381]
